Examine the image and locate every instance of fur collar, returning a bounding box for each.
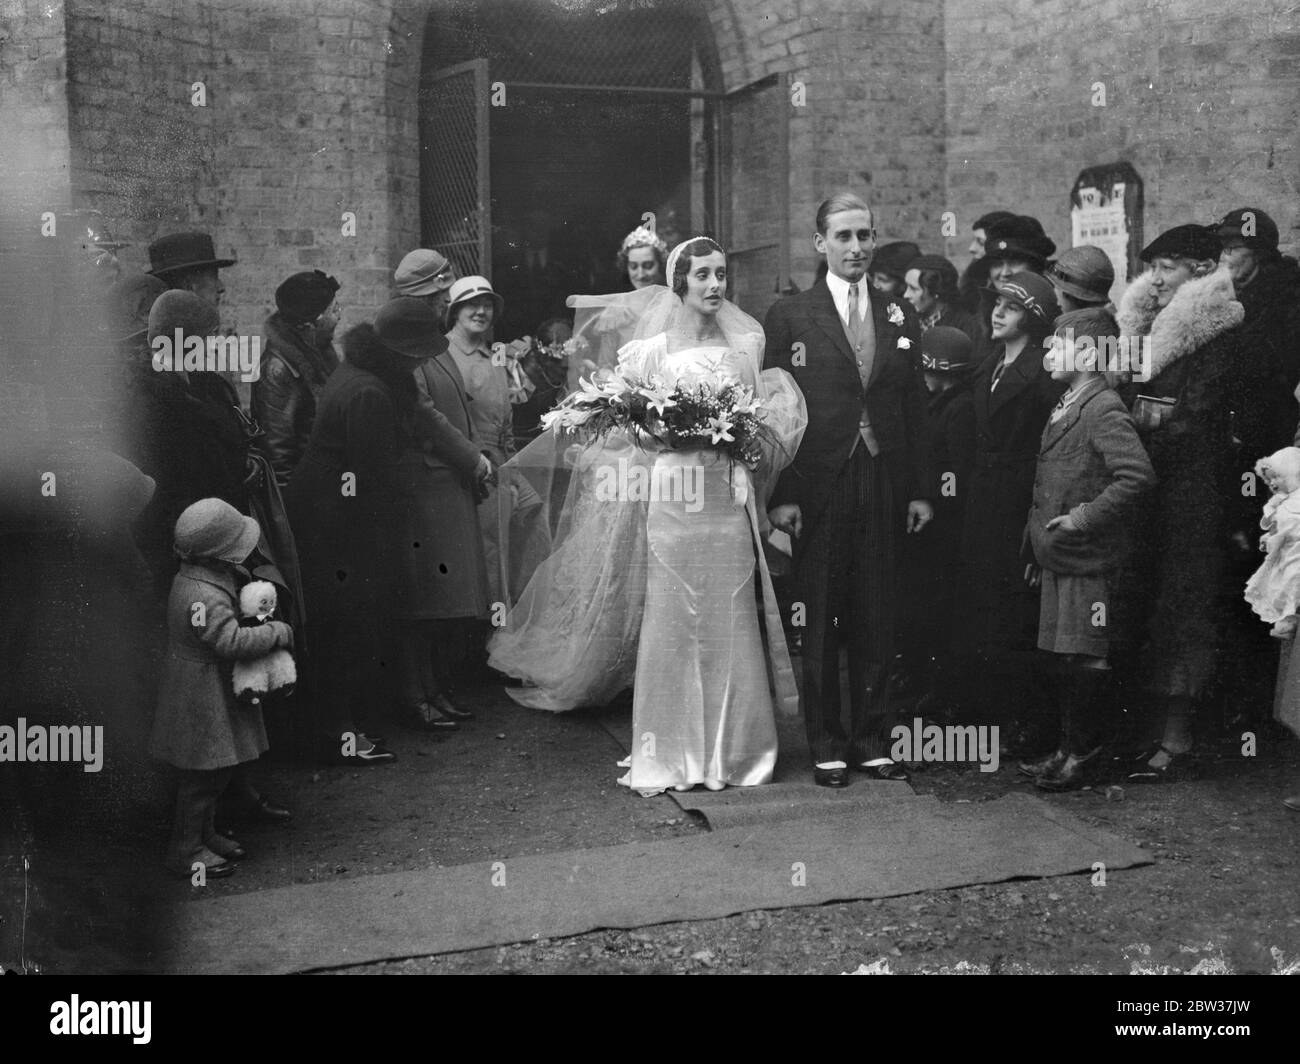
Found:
[1116,266,1244,380]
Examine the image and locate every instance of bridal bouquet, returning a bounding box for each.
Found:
[540,371,771,468]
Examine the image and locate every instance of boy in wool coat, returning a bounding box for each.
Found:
[1021,308,1156,790]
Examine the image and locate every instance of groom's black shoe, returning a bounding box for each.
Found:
[813,765,849,788]
[854,759,910,782]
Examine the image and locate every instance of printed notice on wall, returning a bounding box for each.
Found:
[1070,162,1144,304]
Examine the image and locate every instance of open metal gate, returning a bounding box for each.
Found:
[420,59,492,280]
[718,72,791,321]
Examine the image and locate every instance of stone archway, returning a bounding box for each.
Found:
[414,0,725,335]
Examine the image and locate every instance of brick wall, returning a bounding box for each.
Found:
[8,0,1299,417]
[63,0,425,347]
[707,0,947,287]
[945,0,1300,288]
[0,0,74,445]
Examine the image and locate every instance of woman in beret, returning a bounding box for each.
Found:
[252,270,341,487]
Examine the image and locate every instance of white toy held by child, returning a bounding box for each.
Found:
[1244,446,1300,638]
[232,580,297,703]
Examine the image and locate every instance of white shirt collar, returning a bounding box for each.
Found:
[825,270,870,323]
[1060,377,1100,409]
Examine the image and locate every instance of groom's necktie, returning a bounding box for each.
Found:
[846,283,879,457]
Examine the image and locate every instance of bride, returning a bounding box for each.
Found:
[488,237,806,794]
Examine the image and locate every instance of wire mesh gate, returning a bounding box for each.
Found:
[418,0,791,319]
[420,58,491,281]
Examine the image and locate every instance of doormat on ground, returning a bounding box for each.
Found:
[672,784,927,830]
[161,792,1151,973]
[598,702,922,830]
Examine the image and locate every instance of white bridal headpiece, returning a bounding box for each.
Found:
[664,236,722,290]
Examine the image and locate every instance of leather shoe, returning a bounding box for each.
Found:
[813,765,849,788]
[1018,748,1067,779]
[430,693,473,720]
[397,702,458,733]
[168,847,236,880]
[204,834,246,860]
[855,760,910,781]
[1036,748,1102,791]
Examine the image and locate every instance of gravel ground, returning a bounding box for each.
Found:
[8,678,1298,975]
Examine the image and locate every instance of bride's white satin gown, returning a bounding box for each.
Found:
[489,334,803,796]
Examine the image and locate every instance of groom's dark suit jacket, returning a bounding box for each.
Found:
[762,279,930,530]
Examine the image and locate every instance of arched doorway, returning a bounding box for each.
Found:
[420,0,768,337]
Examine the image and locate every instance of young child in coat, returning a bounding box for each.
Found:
[151,498,294,879]
[1244,447,1300,638]
[1021,308,1156,790]
[1262,448,1300,812]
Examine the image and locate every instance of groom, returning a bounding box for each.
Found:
[764,192,932,788]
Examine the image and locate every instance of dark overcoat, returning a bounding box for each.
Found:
[283,327,411,625]
[960,338,1065,655]
[118,365,251,595]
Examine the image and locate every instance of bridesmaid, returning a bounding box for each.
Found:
[619,225,668,290]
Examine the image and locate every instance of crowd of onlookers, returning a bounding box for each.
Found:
[22,202,1299,878]
[866,208,1300,802]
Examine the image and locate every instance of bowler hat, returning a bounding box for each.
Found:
[107,271,168,341]
[1140,224,1221,263]
[989,271,1060,327]
[1046,245,1114,304]
[920,326,974,373]
[148,290,220,344]
[174,498,261,564]
[275,270,341,323]
[147,232,236,277]
[394,249,456,296]
[868,241,921,281]
[374,297,449,360]
[446,275,505,318]
[1215,207,1280,252]
[984,216,1056,266]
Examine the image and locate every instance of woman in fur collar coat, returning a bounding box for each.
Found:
[285,302,445,765]
[1112,225,1245,777]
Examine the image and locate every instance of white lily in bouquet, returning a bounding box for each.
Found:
[540,367,772,469]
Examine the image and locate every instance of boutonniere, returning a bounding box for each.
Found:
[897,337,912,350]
[887,304,905,326]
